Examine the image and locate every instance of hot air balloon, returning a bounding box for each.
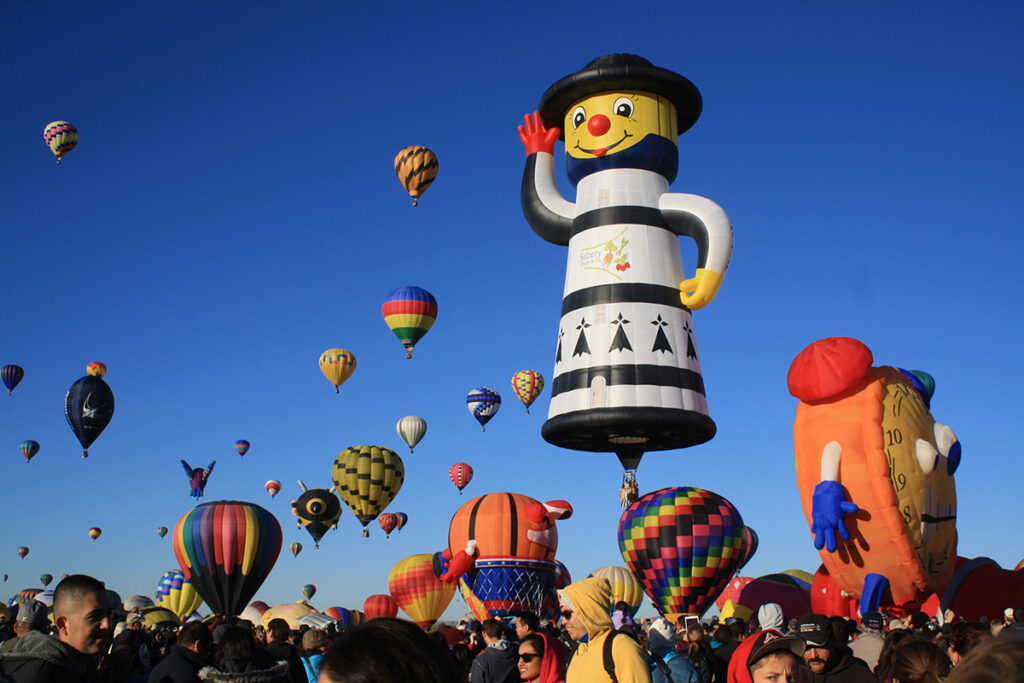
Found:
[239,601,269,624]
[290,542,302,557]
[44,121,78,164]
[717,573,812,625]
[88,527,102,541]
[318,349,357,393]
[234,440,250,456]
[395,512,408,532]
[182,460,216,498]
[172,500,282,616]
[467,388,500,431]
[39,574,53,587]
[156,569,204,620]
[11,589,41,607]
[87,362,106,377]
[2,575,7,582]
[266,480,281,498]
[738,526,759,571]
[378,513,398,537]
[139,605,180,628]
[588,566,644,617]
[157,526,168,539]
[260,601,317,629]
[388,554,456,628]
[618,487,745,623]
[2,365,23,395]
[17,547,28,559]
[65,364,114,458]
[511,371,545,414]
[396,416,427,453]
[382,286,437,359]
[331,445,405,537]
[448,463,473,494]
[291,481,342,549]
[363,594,398,620]
[301,584,316,601]
[394,146,438,206]
[19,440,39,463]
[324,606,358,628]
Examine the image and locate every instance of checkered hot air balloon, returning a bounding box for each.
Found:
[44,121,78,163]
[618,486,745,623]
[511,371,545,414]
[467,387,501,431]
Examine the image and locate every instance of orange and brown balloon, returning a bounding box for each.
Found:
[394,146,438,206]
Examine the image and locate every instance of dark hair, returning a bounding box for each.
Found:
[53,574,108,618]
[450,643,473,678]
[876,631,924,680]
[481,618,504,640]
[614,601,630,613]
[888,638,951,683]
[319,618,465,683]
[1013,608,1024,624]
[520,633,545,656]
[949,622,991,659]
[98,649,135,683]
[178,621,212,649]
[946,635,1024,683]
[214,626,256,672]
[517,612,540,633]
[685,622,708,659]
[267,618,290,642]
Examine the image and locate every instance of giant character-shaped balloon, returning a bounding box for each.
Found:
[291,480,342,549]
[519,54,733,483]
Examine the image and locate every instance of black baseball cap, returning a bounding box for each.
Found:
[796,614,832,647]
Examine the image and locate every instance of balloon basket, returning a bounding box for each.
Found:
[362,529,369,538]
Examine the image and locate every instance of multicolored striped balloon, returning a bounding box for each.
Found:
[388,553,455,628]
[382,286,437,359]
[511,371,545,414]
[324,606,360,627]
[394,146,438,206]
[234,440,250,456]
[1,365,24,395]
[467,387,501,431]
[19,440,39,463]
[618,486,745,623]
[44,121,78,163]
[156,569,204,620]
[173,500,282,616]
[395,512,408,531]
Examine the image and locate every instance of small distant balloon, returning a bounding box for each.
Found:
[17,547,28,559]
[2,365,24,395]
[290,542,302,557]
[449,463,473,493]
[234,440,250,456]
[382,287,437,359]
[3,575,7,582]
[181,460,215,498]
[467,387,501,431]
[88,527,102,541]
[20,440,39,463]
[511,371,545,414]
[86,362,106,377]
[157,526,168,539]
[318,349,357,393]
[44,121,78,164]
[379,513,398,537]
[301,584,317,601]
[394,146,438,206]
[40,574,53,587]
[395,512,408,532]
[266,480,281,498]
[396,416,427,453]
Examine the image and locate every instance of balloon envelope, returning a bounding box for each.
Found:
[363,594,398,620]
[394,146,438,206]
[738,527,759,570]
[173,500,282,616]
[511,371,545,413]
[65,373,114,457]
[395,512,408,531]
[396,416,427,453]
[331,445,405,533]
[588,566,644,617]
[157,526,169,538]
[1,365,24,395]
[301,584,316,601]
[156,569,204,620]
[44,121,78,162]
[266,480,281,498]
[467,387,501,430]
[291,487,342,548]
[234,440,250,456]
[39,574,52,587]
[318,349,357,393]
[389,553,455,628]
[448,463,473,492]
[382,286,437,359]
[88,527,102,540]
[378,513,398,536]
[290,542,302,557]
[16,547,28,559]
[19,440,39,463]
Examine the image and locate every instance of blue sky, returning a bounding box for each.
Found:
[2,2,1022,621]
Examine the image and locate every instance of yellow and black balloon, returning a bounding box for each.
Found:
[331,445,405,537]
[291,481,342,549]
[394,146,438,206]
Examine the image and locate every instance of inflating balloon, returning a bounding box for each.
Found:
[291,481,342,548]
[301,584,316,601]
[396,416,427,453]
[157,526,168,539]
[318,349,357,393]
[172,500,282,616]
[382,286,437,359]
[290,542,302,557]
[519,55,733,485]
[363,594,398,620]
[17,547,28,559]
[65,364,115,458]
[11,589,41,607]
[181,460,216,498]
[587,566,644,617]
[265,480,281,498]
[260,601,316,630]
[39,574,52,587]
[139,605,179,628]
[378,513,398,537]
[618,487,745,622]
[388,554,456,628]
[1,365,23,395]
[156,569,204,620]
[234,440,250,456]
[511,371,545,414]
[448,463,473,494]
[331,445,405,537]
[717,573,811,625]
[88,527,102,541]
[239,601,269,624]
[394,146,438,206]
[395,512,408,531]
[19,440,39,463]
[467,387,500,431]
[44,121,78,164]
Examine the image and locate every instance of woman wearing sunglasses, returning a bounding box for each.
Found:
[517,633,567,683]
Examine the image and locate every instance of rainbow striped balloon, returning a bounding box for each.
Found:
[173,500,282,616]
[156,569,204,620]
[382,286,437,359]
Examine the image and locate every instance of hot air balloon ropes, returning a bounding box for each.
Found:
[332,445,405,537]
[291,481,342,549]
[519,55,733,498]
[382,287,437,359]
[436,493,573,620]
[44,121,78,164]
[319,348,356,393]
[395,146,438,206]
[65,362,114,458]
[173,501,282,616]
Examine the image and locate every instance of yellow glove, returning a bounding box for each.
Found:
[679,269,724,310]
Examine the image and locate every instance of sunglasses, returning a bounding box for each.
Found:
[560,610,573,620]
[518,653,540,663]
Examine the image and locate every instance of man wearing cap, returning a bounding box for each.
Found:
[795,614,879,683]
[849,612,885,672]
[0,602,50,654]
[726,629,805,683]
[559,576,651,683]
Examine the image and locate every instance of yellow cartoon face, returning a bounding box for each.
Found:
[880,369,959,578]
[563,91,677,159]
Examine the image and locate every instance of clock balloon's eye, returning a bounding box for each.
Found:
[946,440,961,475]
[914,439,939,474]
[572,106,586,130]
[613,97,634,118]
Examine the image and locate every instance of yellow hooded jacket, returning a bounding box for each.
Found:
[561,577,652,683]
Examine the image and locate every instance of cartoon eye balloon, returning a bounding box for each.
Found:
[44,121,78,163]
[291,481,342,549]
[394,146,438,206]
[382,287,437,359]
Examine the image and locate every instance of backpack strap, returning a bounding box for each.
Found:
[649,651,674,682]
[603,630,621,683]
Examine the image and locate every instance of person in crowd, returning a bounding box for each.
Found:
[795,613,879,683]
[517,613,540,642]
[197,625,288,681]
[317,617,465,683]
[297,628,326,683]
[558,576,651,683]
[0,601,50,654]
[850,612,886,671]
[470,618,519,683]
[945,634,1024,683]
[147,621,213,683]
[0,574,113,683]
[945,622,990,667]
[451,643,473,680]
[264,619,305,683]
[757,604,784,633]
[726,629,805,683]
[612,601,638,636]
[885,638,950,683]
[647,618,698,683]
[680,622,714,683]
[875,631,922,683]
[517,633,566,683]
[708,620,738,682]
[99,648,148,683]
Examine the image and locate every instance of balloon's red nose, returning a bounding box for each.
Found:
[588,114,610,136]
